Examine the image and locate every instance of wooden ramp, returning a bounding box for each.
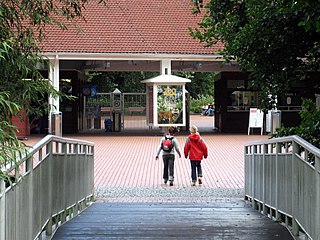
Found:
[52,201,293,239]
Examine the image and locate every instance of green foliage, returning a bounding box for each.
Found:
[0,0,105,180]
[190,95,214,113]
[87,72,216,101]
[0,92,28,180]
[191,0,320,109]
[271,99,320,149]
[175,72,216,99]
[296,99,320,148]
[87,72,157,93]
[87,71,215,115]
[87,96,111,106]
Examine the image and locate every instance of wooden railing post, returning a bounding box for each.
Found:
[244,145,248,199]
[252,145,257,209]
[61,142,67,224]
[75,143,80,214]
[291,141,299,237]
[275,143,281,221]
[315,155,320,239]
[46,141,53,237]
[0,178,5,240]
[26,156,34,240]
[262,144,268,215]
[90,145,95,201]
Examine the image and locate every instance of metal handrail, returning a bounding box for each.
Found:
[245,135,320,156]
[0,135,95,240]
[245,135,320,239]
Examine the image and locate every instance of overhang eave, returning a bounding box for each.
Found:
[41,52,226,62]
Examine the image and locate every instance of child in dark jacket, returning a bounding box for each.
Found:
[184,125,208,186]
[156,127,181,186]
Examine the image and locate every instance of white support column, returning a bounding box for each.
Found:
[158,59,171,127]
[182,87,186,126]
[48,55,60,134]
[160,60,171,75]
[153,85,158,126]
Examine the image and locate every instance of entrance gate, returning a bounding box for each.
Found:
[85,93,112,130]
[122,93,149,130]
[86,92,153,131]
[85,92,204,132]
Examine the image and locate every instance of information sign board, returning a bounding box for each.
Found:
[248,108,264,135]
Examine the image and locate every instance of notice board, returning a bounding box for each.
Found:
[248,108,264,135]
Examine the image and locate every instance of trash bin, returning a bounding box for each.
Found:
[266,110,281,134]
[112,112,121,132]
[104,118,112,132]
[272,110,281,132]
[51,112,62,136]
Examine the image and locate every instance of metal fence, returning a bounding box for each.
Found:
[245,135,320,239]
[88,92,151,131]
[0,135,94,240]
[122,93,148,130]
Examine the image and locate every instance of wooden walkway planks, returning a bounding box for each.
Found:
[52,201,293,240]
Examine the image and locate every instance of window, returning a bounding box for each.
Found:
[228,91,259,111]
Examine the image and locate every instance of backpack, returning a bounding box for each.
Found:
[162,136,174,152]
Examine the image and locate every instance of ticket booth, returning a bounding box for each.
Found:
[141,74,191,128]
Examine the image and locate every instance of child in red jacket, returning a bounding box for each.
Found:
[184,125,208,186]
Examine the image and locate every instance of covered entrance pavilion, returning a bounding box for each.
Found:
[47,58,239,135]
[37,1,241,135]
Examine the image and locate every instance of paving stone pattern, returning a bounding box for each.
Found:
[24,116,268,202]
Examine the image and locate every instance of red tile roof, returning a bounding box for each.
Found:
[39,0,223,55]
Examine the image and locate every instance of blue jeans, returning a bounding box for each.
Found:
[190,160,202,182]
[163,154,175,181]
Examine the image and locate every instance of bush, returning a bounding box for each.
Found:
[271,98,320,149]
[189,95,214,113]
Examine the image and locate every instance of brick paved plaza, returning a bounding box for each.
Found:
[24,116,268,202]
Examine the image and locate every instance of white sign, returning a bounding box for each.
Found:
[248,108,264,135]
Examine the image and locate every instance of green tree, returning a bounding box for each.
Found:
[175,72,216,99]
[190,0,320,108]
[88,71,216,98]
[87,71,215,114]
[0,0,105,181]
[87,72,158,93]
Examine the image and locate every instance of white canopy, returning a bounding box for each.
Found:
[141,74,191,84]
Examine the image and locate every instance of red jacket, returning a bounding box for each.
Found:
[184,133,208,160]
